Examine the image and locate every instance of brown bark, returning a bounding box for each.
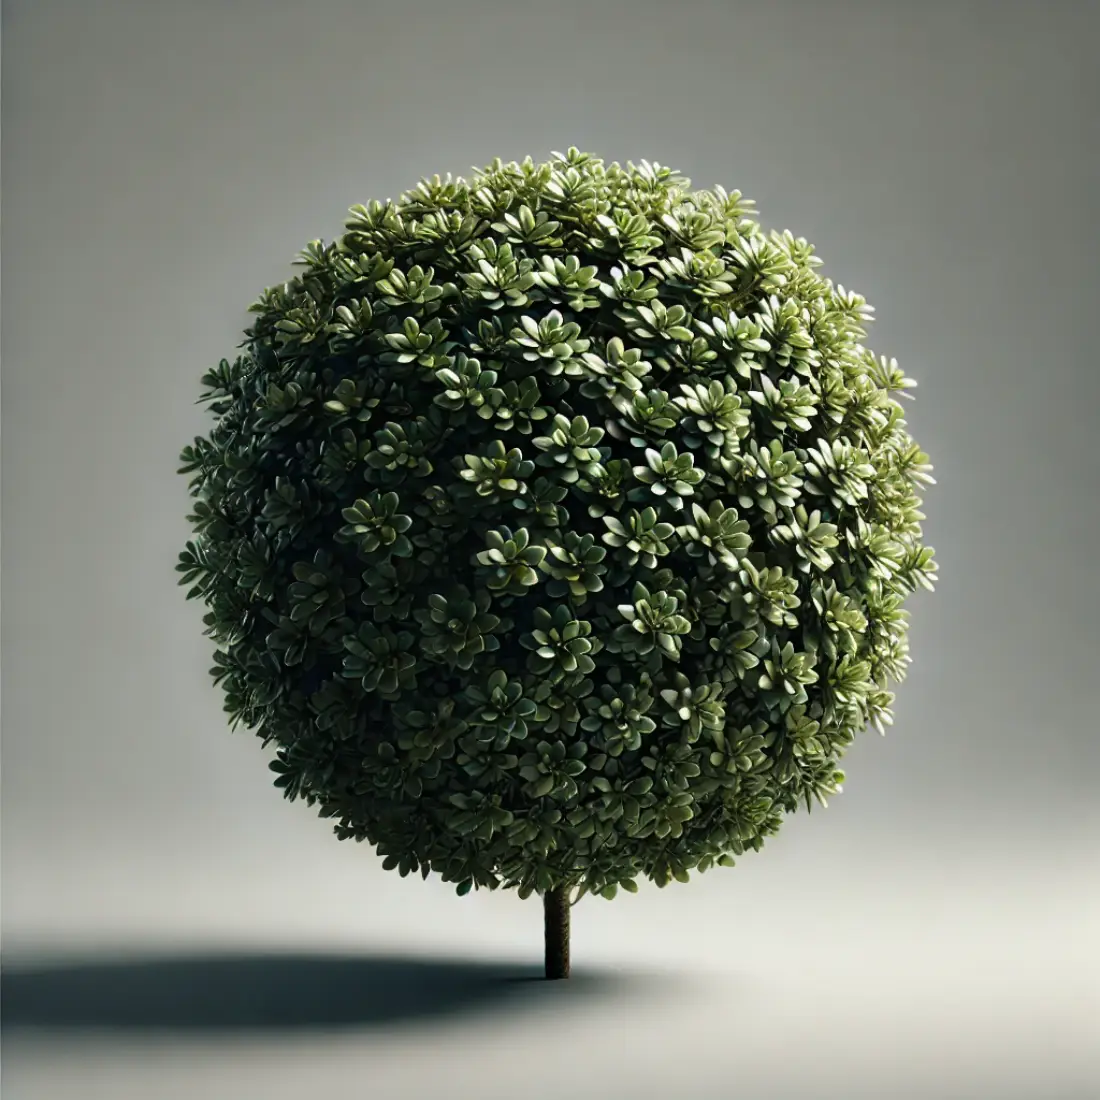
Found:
[543,884,570,980]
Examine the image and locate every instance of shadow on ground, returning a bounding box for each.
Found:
[1,950,635,1033]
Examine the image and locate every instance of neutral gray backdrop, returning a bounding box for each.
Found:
[3,1,1098,1098]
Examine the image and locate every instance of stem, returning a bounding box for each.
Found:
[543,884,571,980]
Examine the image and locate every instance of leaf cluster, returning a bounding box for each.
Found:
[180,149,936,902]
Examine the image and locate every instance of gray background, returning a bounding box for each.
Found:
[3,1,1098,1097]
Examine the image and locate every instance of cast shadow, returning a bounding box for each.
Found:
[1,950,628,1033]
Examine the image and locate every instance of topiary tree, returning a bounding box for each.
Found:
[178,149,937,980]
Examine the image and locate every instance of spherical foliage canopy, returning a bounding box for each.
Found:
[179,149,936,901]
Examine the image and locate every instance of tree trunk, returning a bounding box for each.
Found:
[543,884,570,980]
